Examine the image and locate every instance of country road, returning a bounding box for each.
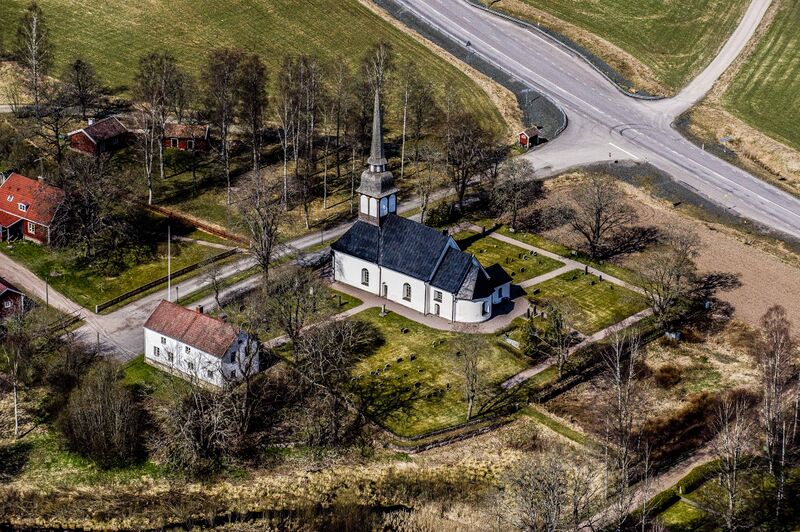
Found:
[395,0,800,239]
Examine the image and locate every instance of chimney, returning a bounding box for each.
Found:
[441,229,448,236]
[196,305,204,314]
[88,118,95,126]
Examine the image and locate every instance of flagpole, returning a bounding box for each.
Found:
[167,224,171,301]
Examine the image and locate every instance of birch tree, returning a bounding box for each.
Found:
[13,1,52,113]
[236,54,268,202]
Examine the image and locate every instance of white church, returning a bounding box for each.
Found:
[331,89,511,323]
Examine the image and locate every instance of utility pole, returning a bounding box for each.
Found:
[167,224,171,301]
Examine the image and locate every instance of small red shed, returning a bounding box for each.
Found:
[0,277,25,319]
[518,126,541,150]
[163,123,210,152]
[68,116,130,156]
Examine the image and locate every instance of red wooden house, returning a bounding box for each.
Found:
[0,173,64,244]
[68,116,130,156]
[163,123,210,152]
[518,126,540,150]
[0,277,25,319]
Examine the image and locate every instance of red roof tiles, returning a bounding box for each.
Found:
[0,173,64,227]
[72,116,128,143]
[164,122,209,139]
[144,300,241,358]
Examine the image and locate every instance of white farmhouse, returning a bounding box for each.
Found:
[331,89,511,323]
[143,300,258,386]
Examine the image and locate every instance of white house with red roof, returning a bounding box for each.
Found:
[143,300,259,387]
[0,173,64,244]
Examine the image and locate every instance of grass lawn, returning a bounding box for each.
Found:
[0,238,221,310]
[454,230,564,283]
[352,308,529,437]
[527,271,648,335]
[722,0,800,151]
[658,500,711,532]
[469,219,641,285]
[0,0,503,133]
[494,0,748,93]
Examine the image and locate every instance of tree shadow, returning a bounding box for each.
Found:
[0,440,33,482]
[601,225,660,259]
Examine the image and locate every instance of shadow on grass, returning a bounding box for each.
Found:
[0,439,33,481]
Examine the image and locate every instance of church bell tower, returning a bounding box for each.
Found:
[357,88,397,225]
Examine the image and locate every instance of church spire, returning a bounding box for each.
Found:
[367,88,387,172]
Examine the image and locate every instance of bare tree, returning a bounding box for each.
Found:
[602,327,646,531]
[566,174,637,260]
[205,261,224,310]
[492,158,543,231]
[506,448,600,531]
[34,80,72,169]
[1,333,24,438]
[238,181,284,283]
[635,229,700,330]
[62,58,102,121]
[294,56,324,229]
[522,300,577,378]
[204,48,243,205]
[237,54,268,201]
[445,111,497,211]
[752,305,797,517]
[454,325,482,421]
[134,103,158,204]
[708,397,754,531]
[13,1,52,113]
[407,73,439,173]
[415,142,440,225]
[135,52,183,182]
[363,41,393,95]
[275,55,298,208]
[262,266,324,344]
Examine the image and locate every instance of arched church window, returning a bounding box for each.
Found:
[403,283,411,301]
[388,194,396,213]
[361,268,369,286]
[380,197,388,216]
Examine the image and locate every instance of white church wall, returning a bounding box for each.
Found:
[333,252,381,295]
[455,297,493,323]
[428,287,454,320]
[492,282,512,303]
[381,267,427,314]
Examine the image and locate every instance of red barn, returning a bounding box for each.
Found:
[0,173,65,245]
[68,116,130,156]
[0,277,25,319]
[518,126,540,150]
[163,123,210,152]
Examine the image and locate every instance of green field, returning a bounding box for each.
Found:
[0,0,503,132]
[0,238,221,310]
[527,271,647,335]
[723,0,800,151]
[454,231,564,283]
[496,0,748,92]
[352,308,529,437]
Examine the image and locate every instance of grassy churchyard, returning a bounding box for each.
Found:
[494,0,749,93]
[527,271,648,336]
[351,308,529,437]
[453,230,564,283]
[723,0,800,151]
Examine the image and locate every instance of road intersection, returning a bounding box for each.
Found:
[396,0,800,238]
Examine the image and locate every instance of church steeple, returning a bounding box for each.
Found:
[357,87,397,225]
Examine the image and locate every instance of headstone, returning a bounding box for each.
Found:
[337,294,342,307]
[380,304,387,317]
[526,308,531,319]
[584,265,589,275]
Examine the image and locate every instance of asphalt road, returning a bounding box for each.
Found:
[396,0,800,239]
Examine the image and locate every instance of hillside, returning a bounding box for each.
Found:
[0,0,506,132]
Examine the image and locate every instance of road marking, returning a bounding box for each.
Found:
[609,143,640,160]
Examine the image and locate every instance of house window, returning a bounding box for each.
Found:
[403,283,411,301]
[6,194,13,201]
[482,301,489,315]
[167,352,174,363]
[27,222,35,234]
[185,345,191,354]
[153,346,160,357]
[230,352,237,364]
[18,203,28,212]
[4,300,12,309]
[361,268,369,286]
[170,138,179,148]
[161,336,167,345]
[187,139,195,150]
[207,370,214,380]
[434,303,440,316]
[230,369,237,379]
[433,290,442,302]
[187,361,195,371]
